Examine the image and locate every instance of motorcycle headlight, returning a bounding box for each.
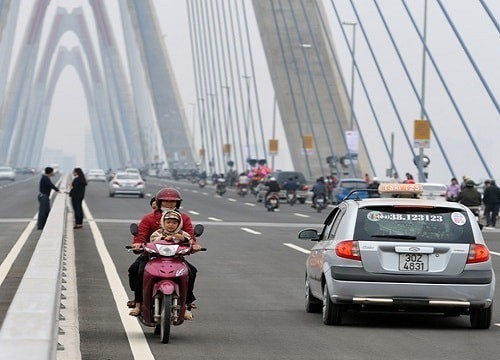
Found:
[156,244,179,256]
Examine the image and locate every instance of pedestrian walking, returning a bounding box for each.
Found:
[69,168,87,229]
[37,166,60,230]
[483,180,500,228]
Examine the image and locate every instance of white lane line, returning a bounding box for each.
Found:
[245,203,256,207]
[490,251,500,256]
[284,243,311,254]
[241,227,261,235]
[0,217,36,286]
[192,190,199,193]
[188,210,200,215]
[202,192,209,196]
[228,198,237,202]
[208,217,223,222]
[294,213,310,218]
[495,323,500,327]
[83,202,155,360]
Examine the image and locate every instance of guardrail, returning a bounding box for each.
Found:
[0,192,67,359]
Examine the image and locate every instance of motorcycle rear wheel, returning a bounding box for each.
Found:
[160,294,172,343]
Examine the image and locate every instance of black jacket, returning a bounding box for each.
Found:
[457,188,481,207]
[483,185,500,205]
[70,176,87,200]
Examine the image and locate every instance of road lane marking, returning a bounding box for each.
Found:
[284,243,311,254]
[294,213,310,218]
[208,217,223,222]
[241,227,261,235]
[188,210,200,215]
[228,198,237,202]
[244,203,256,207]
[0,217,36,286]
[490,251,500,256]
[83,202,155,360]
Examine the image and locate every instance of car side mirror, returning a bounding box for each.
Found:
[298,228,319,241]
[194,224,204,237]
[130,223,138,236]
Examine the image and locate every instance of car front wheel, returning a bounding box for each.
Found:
[322,285,343,325]
[470,305,492,329]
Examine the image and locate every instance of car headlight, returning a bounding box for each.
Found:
[156,244,179,256]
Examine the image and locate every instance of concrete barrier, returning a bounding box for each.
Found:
[0,192,67,359]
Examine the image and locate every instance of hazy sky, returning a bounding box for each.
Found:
[9,0,499,183]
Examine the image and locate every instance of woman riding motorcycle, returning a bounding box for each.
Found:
[128,188,202,317]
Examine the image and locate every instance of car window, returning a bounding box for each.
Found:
[275,172,306,185]
[354,206,474,243]
[327,206,346,239]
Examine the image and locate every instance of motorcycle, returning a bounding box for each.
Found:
[127,223,206,344]
[198,178,206,188]
[313,194,327,213]
[265,192,280,212]
[216,180,227,196]
[286,191,297,206]
[237,185,248,197]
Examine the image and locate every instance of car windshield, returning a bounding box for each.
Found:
[115,174,140,180]
[275,172,306,185]
[341,181,367,190]
[354,206,474,243]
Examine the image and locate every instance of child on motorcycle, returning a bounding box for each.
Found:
[150,210,192,244]
[128,188,201,318]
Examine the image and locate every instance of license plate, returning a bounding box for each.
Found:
[399,253,428,271]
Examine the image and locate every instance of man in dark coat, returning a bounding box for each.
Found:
[37,166,60,230]
[483,180,500,227]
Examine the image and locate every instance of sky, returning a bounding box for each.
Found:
[7,0,500,184]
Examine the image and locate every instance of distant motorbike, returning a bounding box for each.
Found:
[216,179,227,196]
[313,194,327,213]
[286,191,297,206]
[237,185,248,197]
[127,223,206,344]
[198,178,206,188]
[265,192,280,212]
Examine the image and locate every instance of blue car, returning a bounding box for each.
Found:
[332,178,368,204]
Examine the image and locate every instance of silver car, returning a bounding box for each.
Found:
[87,169,107,182]
[299,183,495,328]
[0,166,15,181]
[109,172,145,198]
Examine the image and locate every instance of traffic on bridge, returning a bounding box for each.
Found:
[0,0,498,359]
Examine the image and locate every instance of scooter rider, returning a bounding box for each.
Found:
[128,188,202,317]
[264,176,281,204]
[311,177,327,208]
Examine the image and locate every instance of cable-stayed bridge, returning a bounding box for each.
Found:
[0,0,498,183]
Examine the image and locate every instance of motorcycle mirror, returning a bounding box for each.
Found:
[194,224,204,237]
[130,223,139,236]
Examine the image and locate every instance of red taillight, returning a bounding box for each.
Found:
[335,240,361,261]
[467,244,490,264]
[113,181,119,185]
[301,185,309,191]
[137,181,143,185]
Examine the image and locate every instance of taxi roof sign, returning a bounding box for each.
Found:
[378,183,423,195]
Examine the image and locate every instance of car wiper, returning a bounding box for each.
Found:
[370,234,417,240]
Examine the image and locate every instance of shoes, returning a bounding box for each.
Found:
[184,310,193,320]
[73,224,83,229]
[188,303,197,310]
[127,300,136,308]
[129,307,141,317]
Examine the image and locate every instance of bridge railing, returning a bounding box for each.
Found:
[0,192,67,359]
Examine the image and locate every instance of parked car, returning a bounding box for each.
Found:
[331,178,368,204]
[256,171,309,204]
[0,166,15,181]
[87,169,107,182]
[299,182,494,328]
[109,172,145,198]
[420,182,447,200]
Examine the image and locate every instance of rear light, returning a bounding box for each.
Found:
[301,185,309,191]
[467,244,490,264]
[113,181,119,185]
[335,240,361,261]
[137,181,143,185]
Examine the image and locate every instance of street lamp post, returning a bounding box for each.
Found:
[241,74,252,163]
[299,43,313,135]
[342,22,357,131]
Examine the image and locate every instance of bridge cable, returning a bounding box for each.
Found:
[479,0,500,34]
[187,0,207,172]
[277,0,326,177]
[367,0,457,179]
[326,0,405,179]
[401,0,493,179]
[269,0,313,178]
[219,2,247,170]
[436,0,499,114]
[288,0,338,177]
[241,1,268,162]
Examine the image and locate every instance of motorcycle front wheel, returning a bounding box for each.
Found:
[160,294,172,343]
